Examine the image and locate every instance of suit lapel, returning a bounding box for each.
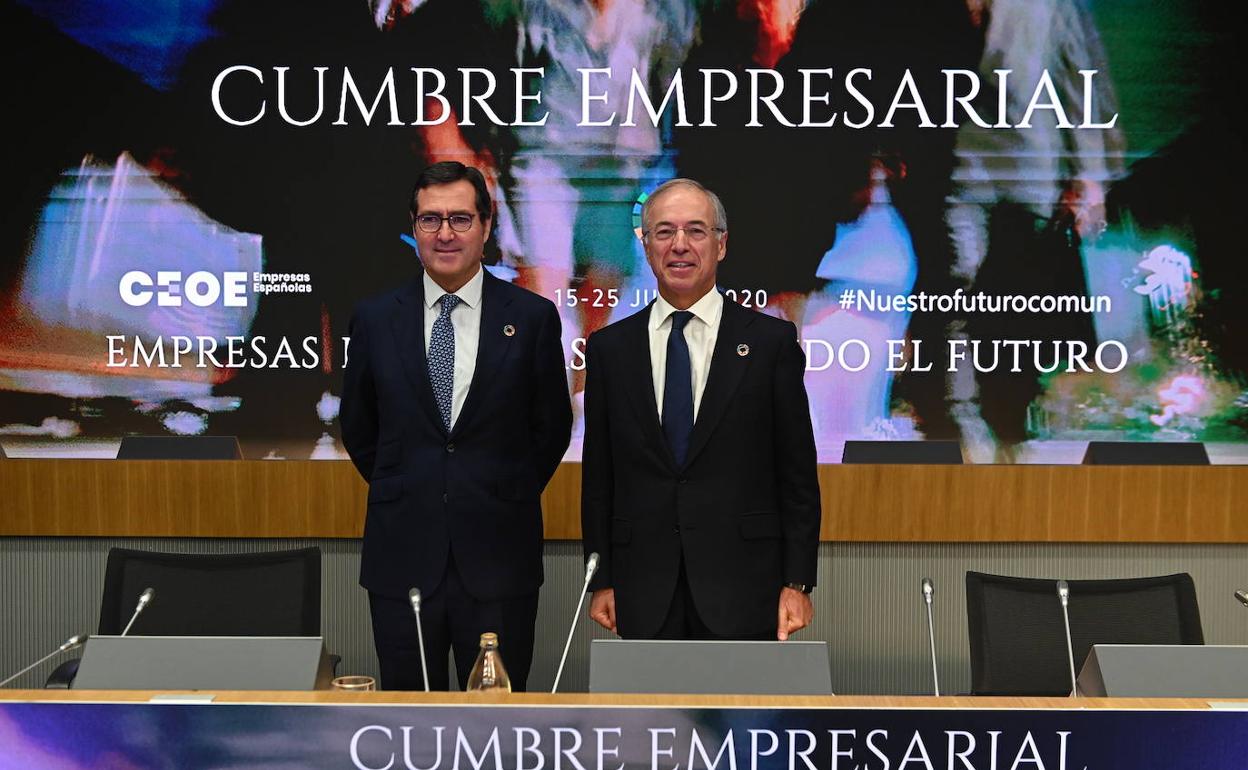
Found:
[620,304,677,470]
[683,299,755,468]
[391,276,446,434]
[451,268,513,438]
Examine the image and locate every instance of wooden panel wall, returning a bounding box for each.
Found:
[1,460,1244,542]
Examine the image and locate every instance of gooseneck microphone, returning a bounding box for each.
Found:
[0,633,87,688]
[1235,590,1248,609]
[1056,580,1078,697]
[920,577,940,696]
[120,588,155,637]
[407,588,430,693]
[552,552,599,693]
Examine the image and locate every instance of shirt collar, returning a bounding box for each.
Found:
[649,287,724,331]
[424,264,484,310]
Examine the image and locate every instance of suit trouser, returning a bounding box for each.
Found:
[368,553,539,691]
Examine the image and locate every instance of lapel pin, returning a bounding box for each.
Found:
[736,343,750,357]
[503,324,516,337]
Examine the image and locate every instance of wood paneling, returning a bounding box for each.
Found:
[1,460,1244,542]
[818,464,1248,542]
[0,460,366,538]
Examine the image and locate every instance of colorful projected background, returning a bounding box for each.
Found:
[0,0,1243,463]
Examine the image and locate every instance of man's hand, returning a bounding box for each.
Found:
[777,587,813,640]
[589,588,617,633]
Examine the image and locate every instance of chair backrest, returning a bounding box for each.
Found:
[115,435,242,459]
[965,571,1203,696]
[98,547,322,637]
[1081,441,1209,465]
[841,440,963,464]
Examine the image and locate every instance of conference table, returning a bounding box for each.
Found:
[2,690,1245,769]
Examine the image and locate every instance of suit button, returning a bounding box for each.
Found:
[673,524,681,534]
[678,477,688,485]
[446,443,455,453]
[442,493,449,503]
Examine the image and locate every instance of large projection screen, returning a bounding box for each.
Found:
[1,0,1242,464]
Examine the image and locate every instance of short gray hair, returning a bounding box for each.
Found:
[641,178,728,233]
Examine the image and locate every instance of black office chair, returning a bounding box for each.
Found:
[48,546,329,686]
[1081,441,1209,465]
[115,435,243,459]
[841,440,963,464]
[965,571,1204,696]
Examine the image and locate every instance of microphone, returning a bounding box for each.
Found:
[1235,590,1248,609]
[0,633,87,688]
[120,588,155,637]
[408,588,430,692]
[920,577,940,696]
[1056,580,1078,697]
[552,552,599,693]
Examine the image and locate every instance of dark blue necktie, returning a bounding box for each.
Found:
[662,310,695,466]
[428,293,461,430]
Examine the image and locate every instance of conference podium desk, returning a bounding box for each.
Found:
[2,691,1245,769]
[3,689,1244,707]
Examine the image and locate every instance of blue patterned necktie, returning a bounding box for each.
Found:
[428,293,462,430]
[662,310,695,466]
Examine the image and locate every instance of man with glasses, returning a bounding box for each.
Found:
[580,178,821,641]
[342,161,571,690]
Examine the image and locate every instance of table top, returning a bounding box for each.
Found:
[2,690,1244,710]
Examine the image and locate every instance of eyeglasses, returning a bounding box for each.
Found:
[415,213,476,233]
[645,225,724,243]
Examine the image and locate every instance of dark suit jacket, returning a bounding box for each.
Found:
[581,297,821,638]
[341,267,571,601]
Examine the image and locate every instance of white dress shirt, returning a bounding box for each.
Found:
[649,288,724,422]
[423,266,483,429]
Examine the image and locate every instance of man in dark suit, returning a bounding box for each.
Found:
[581,179,821,640]
[341,161,571,690]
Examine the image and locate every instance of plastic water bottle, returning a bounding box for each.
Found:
[466,632,511,692]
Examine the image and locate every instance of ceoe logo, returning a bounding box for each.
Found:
[120,270,248,307]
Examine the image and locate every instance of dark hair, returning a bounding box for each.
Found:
[410,161,493,222]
